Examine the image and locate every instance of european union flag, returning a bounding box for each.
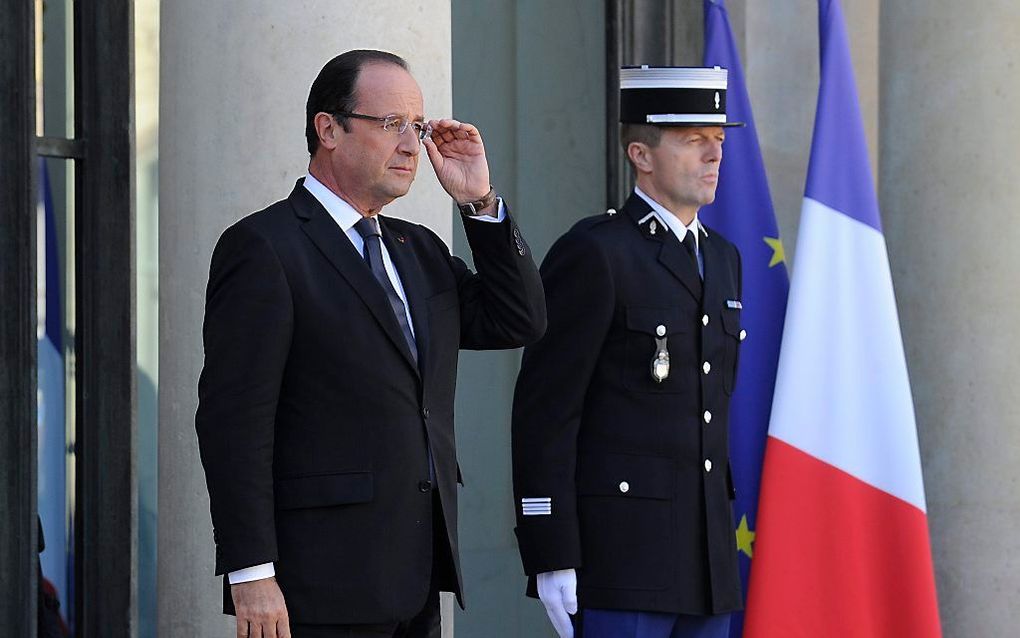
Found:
[699,2,790,635]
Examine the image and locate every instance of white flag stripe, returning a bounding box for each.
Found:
[769,197,927,512]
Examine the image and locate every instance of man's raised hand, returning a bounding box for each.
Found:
[423,118,491,205]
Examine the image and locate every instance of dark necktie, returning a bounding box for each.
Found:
[353,216,418,365]
[354,216,435,484]
[682,229,704,279]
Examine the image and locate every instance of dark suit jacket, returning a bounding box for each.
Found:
[512,192,743,615]
[196,179,545,625]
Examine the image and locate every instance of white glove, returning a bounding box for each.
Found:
[537,568,578,638]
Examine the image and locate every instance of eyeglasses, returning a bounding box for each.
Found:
[334,112,432,142]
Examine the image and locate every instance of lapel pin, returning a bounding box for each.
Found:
[649,220,658,235]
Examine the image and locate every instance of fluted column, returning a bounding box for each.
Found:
[881,1,1020,634]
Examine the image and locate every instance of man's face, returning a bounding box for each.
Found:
[331,63,425,210]
[642,126,725,210]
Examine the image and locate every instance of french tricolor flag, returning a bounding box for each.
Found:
[743,1,942,636]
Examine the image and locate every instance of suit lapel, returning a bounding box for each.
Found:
[623,192,703,301]
[289,181,420,377]
[381,217,429,376]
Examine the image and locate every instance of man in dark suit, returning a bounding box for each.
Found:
[196,49,545,638]
[511,66,746,638]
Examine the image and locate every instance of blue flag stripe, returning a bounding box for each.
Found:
[804,0,882,231]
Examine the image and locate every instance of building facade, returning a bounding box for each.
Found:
[3,1,1019,636]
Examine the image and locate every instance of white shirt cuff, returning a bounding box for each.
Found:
[465,198,506,223]
[227,562,275,584]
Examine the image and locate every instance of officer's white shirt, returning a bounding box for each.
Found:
[634,186,703,254]
[228,173,504,585]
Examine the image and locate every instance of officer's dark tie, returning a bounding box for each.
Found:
[682,229,704,279]
[353,216,418,365]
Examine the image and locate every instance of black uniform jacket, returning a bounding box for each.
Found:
[196,179,546,625]
[512,192,743,615]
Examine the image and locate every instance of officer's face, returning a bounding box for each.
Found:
[644,126,725,211]
[329,63,425,211]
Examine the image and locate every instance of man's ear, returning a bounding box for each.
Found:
[627,142,653,175]
[315,112,341,151]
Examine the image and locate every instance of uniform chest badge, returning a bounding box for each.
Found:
[651,326,670,382]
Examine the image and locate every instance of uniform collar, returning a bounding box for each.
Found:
[633,186,707,252]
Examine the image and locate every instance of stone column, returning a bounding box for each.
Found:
[157,2,452,634]
[881,1,1020,633]
[450,1,605,634]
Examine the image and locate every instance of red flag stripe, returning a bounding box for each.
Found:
[745,437,942,638]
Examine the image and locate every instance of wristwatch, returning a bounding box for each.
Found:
[457,187,498,216]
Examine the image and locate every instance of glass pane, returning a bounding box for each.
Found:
[37,156,77,635]
[135,1,160,636]
[36,0,75,138]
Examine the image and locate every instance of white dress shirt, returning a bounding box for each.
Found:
[303,172,418,336]
[227,173,505,585]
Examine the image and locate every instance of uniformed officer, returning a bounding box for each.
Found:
[511,66,746,638]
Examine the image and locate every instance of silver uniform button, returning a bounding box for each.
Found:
[704,459,713,472]
[703,361,711,374]
[619,481,630,493]
[656,324,666,337]
[704,410,713,424]
[739,329,747,341]
[702,314,710,326]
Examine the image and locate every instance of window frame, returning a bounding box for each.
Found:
[0,1,137,635]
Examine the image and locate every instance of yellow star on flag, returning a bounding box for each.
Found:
[763,236,786,268]
[735,514,756,558]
